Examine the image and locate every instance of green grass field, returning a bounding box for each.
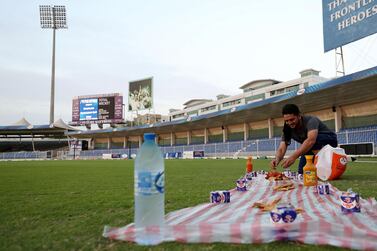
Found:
[0,159,376,251]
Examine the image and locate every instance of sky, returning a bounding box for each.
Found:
[1,0,377,126]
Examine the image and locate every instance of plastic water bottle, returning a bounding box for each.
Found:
[134,133,165,245]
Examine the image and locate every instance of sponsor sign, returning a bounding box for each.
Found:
[322,0,377,52]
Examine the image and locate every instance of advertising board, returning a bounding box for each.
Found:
[322,0,377,52]
[128,78,153,111]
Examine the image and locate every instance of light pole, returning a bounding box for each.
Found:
[39,5,67,124]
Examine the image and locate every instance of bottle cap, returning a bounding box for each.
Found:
[144,133,156,141]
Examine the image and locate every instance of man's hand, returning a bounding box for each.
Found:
[281,156,296,169]
[271,141,288,170]
[270,159,279,169]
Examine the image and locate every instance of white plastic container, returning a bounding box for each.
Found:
[315,144,348,181]
[134,133,165,245]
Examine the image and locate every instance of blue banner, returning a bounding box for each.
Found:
[322,0,377,52]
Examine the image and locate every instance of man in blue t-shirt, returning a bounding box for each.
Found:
[270,104,338,174]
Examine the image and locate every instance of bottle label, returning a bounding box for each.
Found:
[135,171,165,195]
[304,171,317,184]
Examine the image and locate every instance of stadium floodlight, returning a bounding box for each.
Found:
[39,5,68,124]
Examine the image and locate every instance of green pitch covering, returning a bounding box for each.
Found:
[0,159,376,250]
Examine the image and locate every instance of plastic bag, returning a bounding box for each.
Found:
[314,144,348,181]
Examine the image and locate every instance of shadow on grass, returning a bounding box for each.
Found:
[102,240,351,251]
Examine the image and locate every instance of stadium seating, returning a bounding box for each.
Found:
[52,126,377,159]
[1,126,376,160]
[337,126,377,145]
[0,151,47,160]
[151,126,376,157]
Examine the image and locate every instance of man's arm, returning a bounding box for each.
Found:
[270,141,288,169]
[281,129,318,168]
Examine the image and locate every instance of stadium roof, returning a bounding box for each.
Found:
[67,66,377,138]
[239,79,280,90]
[13,117,32,127]
[183,99,213,108]
[0,118,78,138]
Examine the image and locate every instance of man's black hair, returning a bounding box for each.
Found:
[282,104,301,145]
[282,104,300,115]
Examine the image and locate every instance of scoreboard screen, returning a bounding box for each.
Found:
[71,93,123,125]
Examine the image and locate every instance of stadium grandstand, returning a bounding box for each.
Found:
[1,66,376,160]
[0,118,78,159]
[62,66,377,160]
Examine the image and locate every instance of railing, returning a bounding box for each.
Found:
[63,128,377,159]
[0,151,48,160]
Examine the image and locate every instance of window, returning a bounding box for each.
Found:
[245,94,265,103]
[187,110,198,116]
[201,105,217,112]
[301,72,312,77]
[172,113,184,119]
[277,88,285,94]
[222,99,241,108]
[270,88,285,96]
[286,85,299,92]
[270,86,298,96]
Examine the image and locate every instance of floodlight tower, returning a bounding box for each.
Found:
[39,5,68,124]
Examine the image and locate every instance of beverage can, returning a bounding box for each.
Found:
[316,183,330,195]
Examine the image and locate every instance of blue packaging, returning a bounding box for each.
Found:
[236,178,247,191]
[316,183,330,195]
[210,191,230,203]
[340,189,361,213]
[247,171,258,177]
[288,171,298,178]
[244,172,253,181]
[257,170,266,175]
[270,203,297,223]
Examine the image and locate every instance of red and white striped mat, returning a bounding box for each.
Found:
[103,176,377,250]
